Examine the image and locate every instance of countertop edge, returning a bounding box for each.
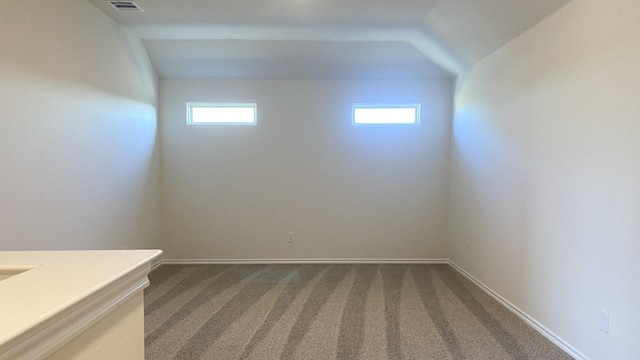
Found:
[0,250,162,360]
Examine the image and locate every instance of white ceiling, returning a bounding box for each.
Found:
[144,40,451,80]
[88,0,573,79]
[95,0,440,30]
[420,0,576,66]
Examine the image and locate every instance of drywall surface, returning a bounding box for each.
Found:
[450,0,640,358]
[0,0,160,250]
[160,79,452,260]
[48,293,144,360]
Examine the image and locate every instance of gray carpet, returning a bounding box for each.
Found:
[144,264,572,360]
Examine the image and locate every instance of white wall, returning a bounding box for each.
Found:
[160,79,452,260]
[0,0,160,250]
[450,0,640,359]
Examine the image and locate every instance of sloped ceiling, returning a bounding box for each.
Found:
[144,39,452,80]
[88,0,573,79]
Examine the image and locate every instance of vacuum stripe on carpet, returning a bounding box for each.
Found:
[336,265,377,359]
[145,265,231,315]
[145,265,264,346]
[434,266,528,359]
[238,265,328,360]
[174,265,297,360]
[279,265,353,360]
[144,264,573,360]
[410,266,465,359]
[380,265,406,360]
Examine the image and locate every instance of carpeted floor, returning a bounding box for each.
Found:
[144,264,572,360]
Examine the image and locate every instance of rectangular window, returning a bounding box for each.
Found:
[187,102,257,125]
[352,104,420,125]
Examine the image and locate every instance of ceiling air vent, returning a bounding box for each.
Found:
[107,1,144,12]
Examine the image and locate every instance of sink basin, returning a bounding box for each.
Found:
[0,265,37,281]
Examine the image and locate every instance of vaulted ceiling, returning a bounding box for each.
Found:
[88,0,573,79]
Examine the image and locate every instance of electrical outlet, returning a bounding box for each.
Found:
[600,310,609,334]
[287,232,294,243]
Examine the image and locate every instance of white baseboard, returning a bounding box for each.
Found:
[161,258,449,265]
[150,259,164,271]
[448,260,589,360]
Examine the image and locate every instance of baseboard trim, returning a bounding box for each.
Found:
[448,260,590,360]
[161,258,449,265]
[150,258,164,271]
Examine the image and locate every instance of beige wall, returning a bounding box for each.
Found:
[48,293,144,360]
[160,79,452,260]
[0,0,160,250]
[450,0,640,358]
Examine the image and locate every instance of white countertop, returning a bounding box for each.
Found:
[0,250,162,359]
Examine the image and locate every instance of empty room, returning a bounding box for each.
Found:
[0,0,638,359]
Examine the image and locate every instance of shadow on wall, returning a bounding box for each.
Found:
[0,64,160,251]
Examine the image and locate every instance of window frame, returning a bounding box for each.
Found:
[186,102,257,126]
[351,103,421,126]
